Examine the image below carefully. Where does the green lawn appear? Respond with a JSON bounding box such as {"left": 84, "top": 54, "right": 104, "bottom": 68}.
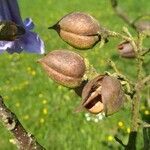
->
{"left": 0, "top": 0, "right": 149, "bottom": 149}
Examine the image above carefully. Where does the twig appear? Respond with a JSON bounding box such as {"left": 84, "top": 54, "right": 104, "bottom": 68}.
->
{"left": 0, "top": 96, "right": 45, "bottom": 150}
{"left": 107, "top": 59, "right": 136, "bottom": 99}
{"left": 141, "top": 48, "right": 150, "bottom": 56}
{"left": 105, "top": 29, "right": 130, "bottom": 41}
{"left": 105, "top": 27, "right": 138, "bottom": 55}
{"left": 138, "top": 120, "right": 150, "bottom": 128}
{"left": 122, "top": 27, "right": 138, "bottom": 53}
{"left": 110, "top": 0, "right": 150, "bottom": 32}
{"left": 143, "top": 124, "right": 150, "bottom": 128}
{"left": 108, "top": 59, "right": 134, "bottom": 86}
{"left": 140, "top": 75, "right": 150, "bottom": 86}
{"left": 110, "top": 0, "right": 134, "bottom": 28}
{"left": 125, "top": 132, "right": 137, "bottom": 150}
{"left": 114, "top": 136, "right": 126, "bottom": 147}
{"left": 125, "top": 32, "right": 145, "bottom": 150}
{"left": 143, "top": 127, "right": 150, "bottom": 149}
{"left": 132, "top": 14, "right": 150, "bottom": 25}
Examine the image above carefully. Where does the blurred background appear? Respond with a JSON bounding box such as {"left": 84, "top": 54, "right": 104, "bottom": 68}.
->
{"left": 0, "top": 0, "right": 149, "bottom": 149}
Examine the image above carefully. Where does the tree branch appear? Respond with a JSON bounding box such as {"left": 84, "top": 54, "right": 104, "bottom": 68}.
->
{"left": 114, "top": 136, "right": 126, "bottom": 147}
{"left": 110, "top": 0, "right": 135, "bottom": 28}
{"left": 110, "top": 0, "right": 150, "bottom": 32}
{"left": 107, "top": 59, "right": 136, "bottom": 100}
{"left": 132, "top": 14, "right": 150, "bottom": 25}
{"left": 142, "top": 48, "right": 150, "bottom": 56}
{"left": 125, "top": 132, "right": 137, "bottom": 150}
{"left": 143, "top": 127, "right": 150, "bottom": 149}
{"left": 107, "top": 59, "right": 134, "bottom": 85}
{"left": 125, "top": 32, "right": 145, "bottom": 150}
{"left": 0, "top": 96, "right": 45, "bottom": 150}
{"left": 140, "top": 75, "right": 150, "bottom": 86}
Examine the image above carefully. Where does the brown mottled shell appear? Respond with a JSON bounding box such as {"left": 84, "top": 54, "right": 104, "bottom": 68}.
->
{"left": 101, "top": 76, "right": 124, "bottom": 116}
{"left": 39, "top": 50, "right": 86, "bottom": 88}
{"left": 82, "top": 75, "right": 104, "bottom": 101}
{"left": 59, "top": 12, "right": 100, "bottom": 36}
{"left": 118, "top": 41, "right": 135, "bottom": 58}
{"left": 81, "top": 75, "right": 124, "bottom": 116}
{"left": 134, "top": 20, "right": 150, "bottom": 33}
{"left": 50, "top": 12, "right": 101, "bottom": 49}
{"left": 59, "top": 30, "right": 100, "bottom": 50}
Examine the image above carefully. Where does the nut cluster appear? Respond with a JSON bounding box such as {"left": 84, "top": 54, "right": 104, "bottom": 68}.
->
{"left": 39, "top": 12, "right": 125, "bottom": 116}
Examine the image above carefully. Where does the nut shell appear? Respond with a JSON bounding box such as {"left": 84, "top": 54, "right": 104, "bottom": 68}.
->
{"left": 59, "top": 12, "right": 100, "bottom": 36}
{"left": 49, "top": 12, "right": 102, "bottom": 49}
{"left": 118, "top": 41, "right": 135, "bottom": 58}
{"left": 101, "top": 76, "right": 124, "bottom": 116}
{"left": 59, "top": 30, "right": 100, "bottom": 49}
{"left": 39, "top": 50, "right": 86, "bottom": 88}
{"left": 134, "top": 20, "right": 150, "bottom": 34}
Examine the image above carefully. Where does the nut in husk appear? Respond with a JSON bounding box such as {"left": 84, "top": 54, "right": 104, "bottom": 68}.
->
{"left": 118, "top": 41, "right": 136, "bottom": 58}
{"left": 134, "top": 18, "right": 150, "bottom": 36}
{"left": 0, "top": 21, "right": 25, "bottom": 41}
{"left": 49, "top": 12, "right": 105, "bottom": 49}
{"left": 38, "top": 50, "right": 86, "bottom": 88}
{"left": 78, "top": 75, "right": 124, "bottom": 116}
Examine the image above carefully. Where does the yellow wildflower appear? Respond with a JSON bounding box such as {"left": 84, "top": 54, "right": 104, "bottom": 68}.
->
{"left": 127, "top": 127, "right": 130, "bottom": 134}
{"left": 42, "top": 99, "right": 47, "bottom": 104}
{"left": 40, "top": 118, "right": 45, "bottom": 124}
{"left": 107, "top": 135, "right": 113, "bottom": 141}
{"left": 144, "top": 110, "right": 149, "bottom": 115}
{"left": 15, "top": 102, "right": 20, "bottom": 107}
{"left": 31, "top": 70, "right": 36, "bottom": 76}
{"left": 43, "top": 108, "right": 48, "bottom": 115}
{"left": 141, "top": 105, "right": 146, "bottom": 110}
{"left": 23, "top": 115, "right": 29, "bottom": 120}
{"left": 9, "top": 139, "right": 16, "bottom": 144}
{"left": 24, "top": 81, "right": 29, "bottom": 85}
{"left": 39, "top": 93, "right": 43, "bottom": 98}
{"left": 118, "top": 121, "right": 124, "bottom": 128}
{"left": 27, "top": 67, "right": 31, "bottom": 72}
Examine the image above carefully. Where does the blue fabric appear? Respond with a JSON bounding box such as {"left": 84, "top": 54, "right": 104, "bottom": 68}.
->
{"left": 0, "top": 0, "right": 45, "bottom": 54}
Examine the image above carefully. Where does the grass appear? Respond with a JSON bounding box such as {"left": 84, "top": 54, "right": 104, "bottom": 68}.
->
{"left": 0, "top": 0, "right": 149, "bottom": 149}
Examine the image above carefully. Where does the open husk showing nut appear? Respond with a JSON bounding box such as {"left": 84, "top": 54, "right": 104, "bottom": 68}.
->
{"left": 78, "top": 75, "right": 125, "bottom": 116}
